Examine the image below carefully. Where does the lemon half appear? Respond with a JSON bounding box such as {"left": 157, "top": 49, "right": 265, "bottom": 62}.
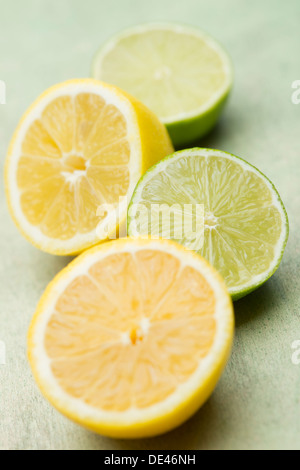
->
{"left": 5, "top": 79, "right": 173, "bottom": 255}
{"left": 28, "top": 238, "right": 233, "bottom": 438}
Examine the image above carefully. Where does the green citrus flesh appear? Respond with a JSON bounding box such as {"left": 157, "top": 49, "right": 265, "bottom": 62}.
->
{"left": 128, "top": 148, "right": 289, "bottom": 300}
{"left": 92, "top": 23, "right": 233, "bottom": 147}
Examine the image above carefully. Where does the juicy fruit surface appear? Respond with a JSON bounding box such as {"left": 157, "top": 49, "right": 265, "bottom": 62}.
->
{"left": 28, "top": 238, "right": 233, "bottom": 437}
{"left": 46, "top": 250, "right": 216, "bottom": 410}
{"left": 17, "top": 93, "right": 130, "bottom": 240}
{"left": 92, "top": 24, "right": 232, "bottom": 123}
{"left": 6, "top": 79, "right": 173, "bottom": 254}
{"left": 128, "top": 149, "right": 288, "bottom": 298}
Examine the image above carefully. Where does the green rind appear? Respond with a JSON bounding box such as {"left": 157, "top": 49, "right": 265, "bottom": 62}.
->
{"left": 167, "top": 92, "right": 231, "bottom": 148}
{"left": 127, "top": 148, "right": 289, "bottom": 301}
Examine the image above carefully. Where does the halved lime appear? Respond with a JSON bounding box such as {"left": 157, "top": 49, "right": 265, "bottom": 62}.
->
{"left": 128, "top": 148, "right": 289, "bottom": 300}
{"left": 92, "top": 23, "right": 233, "bottom": 147}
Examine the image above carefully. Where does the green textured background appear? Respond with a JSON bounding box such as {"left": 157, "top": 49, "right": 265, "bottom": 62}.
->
{"left": 0, "top": 0, "right": 299, "bottom": 450}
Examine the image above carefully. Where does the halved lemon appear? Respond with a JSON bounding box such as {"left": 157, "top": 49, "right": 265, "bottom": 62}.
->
{"left": 92, "top": 23, "right": 233, "bottom": 147}
{"left": 28, "top": 238, "right": 233, "bottom": 438}
{"left": 5, "top": 79, "right": 173, "bottom": 255}
{"left": 128, "top": 148, "right": 289, "bottom": 300}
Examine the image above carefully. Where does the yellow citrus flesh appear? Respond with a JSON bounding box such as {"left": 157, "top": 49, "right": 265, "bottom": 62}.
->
{"left": 28, "top": 238, "right": 233, "bottom": 438}
{"left": 5, "top": 79, "right": 173, "bottom": 255}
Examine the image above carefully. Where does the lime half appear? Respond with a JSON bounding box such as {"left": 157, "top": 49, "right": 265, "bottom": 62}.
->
{"left": 128, "top": 148, "right": 289, "bottom": 300}
{"left": 92, "top": 23, "right": 233, "bottom": 147}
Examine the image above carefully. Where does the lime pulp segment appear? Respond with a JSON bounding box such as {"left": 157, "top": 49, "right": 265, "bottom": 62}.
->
{"left": 128, "top": 149, "right": 289, "bottom": 300}
{"left": 92, "top": 24, "right": 233, "bottom": 146}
